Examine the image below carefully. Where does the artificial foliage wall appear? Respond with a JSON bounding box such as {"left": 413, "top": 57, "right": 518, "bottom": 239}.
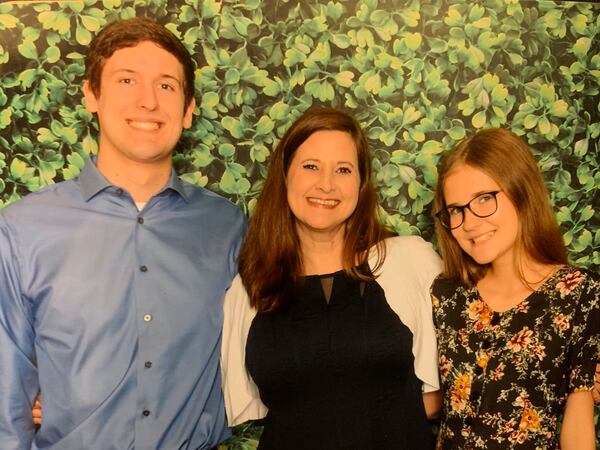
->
{"left": 1, "top": 0, "right": 599, "bottom": 447}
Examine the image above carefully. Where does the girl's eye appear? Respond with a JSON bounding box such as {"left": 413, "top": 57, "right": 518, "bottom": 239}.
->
{"left": 448, "top": 206, "right": 463, "bottom": 216}
{"left": 160, "top": 83, "right": 174, "bottom": 91}
{"left": 478, "top": 193, "right": 494, "bottom": 203}
{"left": 120, "top": 78, "right": 133, "bottom": 84}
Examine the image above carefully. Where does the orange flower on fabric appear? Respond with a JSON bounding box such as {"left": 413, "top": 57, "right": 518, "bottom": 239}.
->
{"left": 467, "top": 299, "right": 493, "bottom": 331}
{"left": 450, "top": 372, "right": 472, "bottom": 412}
{"left": 519, "top": 408, "right": 541, "bottom": 431}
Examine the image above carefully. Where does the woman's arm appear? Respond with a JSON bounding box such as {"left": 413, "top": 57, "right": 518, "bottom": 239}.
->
{"left": 422, "top": 390, "right": 441, "bottom": 420}
{"left": 592, "top": 364, "right": 600, "bottom": 404}
{"left": 560, "top": 390, "right": 595, "bottom": 450}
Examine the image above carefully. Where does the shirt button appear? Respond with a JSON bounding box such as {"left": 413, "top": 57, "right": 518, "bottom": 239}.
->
{"left": 142, "top": 410, "right": 151, "bottom": 417}
{"left": 145, "top": 361, "right": 152, "bottom": 368}
{"left": 140, "top": 265, "right": 148, "bottom": 272}
{"left": 137, "top": 217, "right": 144, "bottom": 224}
{"left": 143, "top": 314, "right": 152, "bottom": 322}
{"left": 116, "top": 188, "right": 123, "bottom": 196}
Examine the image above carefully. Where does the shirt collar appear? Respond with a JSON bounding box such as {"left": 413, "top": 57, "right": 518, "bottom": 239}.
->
{"left": 78, "top": 156, "right": 190, "bottom": 203}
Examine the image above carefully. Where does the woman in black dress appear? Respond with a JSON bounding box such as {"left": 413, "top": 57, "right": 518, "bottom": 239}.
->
{"left": 222, "top": 108, "right": 442, "bottom": 449}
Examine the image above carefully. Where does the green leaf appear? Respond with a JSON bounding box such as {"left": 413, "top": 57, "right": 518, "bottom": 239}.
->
{"left": 331, "top": 33, "right": 351, "bottom": 49}
{"left": 0, "top": 107, "right": 12, "bottom": 129}
{"left": 556, "top": 206, "right": 572, "bottom": 223}
{"left": 262, "top": 78, "right": 281, "bottom": 96}
{"left": 269, "top": 101, "right": 289, "bottom": 120}
{"left": 82, "top": 135, "right": 98, "bottom": 154}
{"left": 537, "top": 117, "right": 551, "bottom": 135}
{"left": 218, "top": 143, "right": 235, "bottom": 157}
{"left": 580, "top": 205, "right": 594, "bottom": 222}
{"left": 573, "top": 138, "right": 588, "bottom": 157}
{"left": 404, "top": 32, "right": 422, "bottom": 51}
{"left": 255, "top": 116, "right": 274, "bottom": 136}
{"left": 224, "top": 68, "right": 240, "bottom": 85}
{"left": 334, "top": 71, "right": 354, "bottom": 88}
{"left": 549, "top": 100, "right": 568, "bottom": 118}
{"left": 222, "top": 116, "right": 244, "bottom": 139}
{"left": 45, "top": 46, "right": 60, "bottom": 63}
{"left": 18, "top": 40, "right": 38, "bottom": 60}
{"left": 76, "top": 25, "right": 92, "bottom": 46}
{"left": 67, "top": 152, "right": 85, "bottom": 170}
{"left": 10, "top": 158, "right": 27, "bottom": 179}
{"left": 60, "top": 127, "right": 77, "bottom": 145}
{"left": 471, "top": 111, "right": 486, "bottom": 128}
{"left": 81, "top": 15, "right": 101, "bottom": 32}
{"left": 0, "top": 14, "right": 19, "bottom": 29}
{"left": 523, "top": 114, "right": 538, "bottom": 129}
{"left": 219, "top": 169, "right": 237, "bottom": 193}
{"left": 18, "top": 68, "right": 38, "bottom": 89}
{"left": 572, "top": 37, "right": 591, "bottom": 59}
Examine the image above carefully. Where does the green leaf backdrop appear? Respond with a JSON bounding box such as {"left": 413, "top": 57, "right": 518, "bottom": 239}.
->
{"left": 0, "top": 0, "right": 598, "bottom": 447}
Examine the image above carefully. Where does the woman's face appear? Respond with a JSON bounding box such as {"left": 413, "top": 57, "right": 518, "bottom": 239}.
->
{"left": 286, "top": 130, "right": 360, "bottom": 241}
{"left": 443, "top": 164, "right": 520, "bottom": 268}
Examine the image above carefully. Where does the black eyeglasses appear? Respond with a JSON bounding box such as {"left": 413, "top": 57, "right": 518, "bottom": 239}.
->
{"left": 436, "top": 191, "right": 502, "bottom": 230}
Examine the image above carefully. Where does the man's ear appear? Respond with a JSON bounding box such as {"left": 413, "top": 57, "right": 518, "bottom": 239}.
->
{"left": 83, "top": 80, "right": 99, "bottom": 113}
{"left": 182, "top": 98, "right": 195, "bottom": 129}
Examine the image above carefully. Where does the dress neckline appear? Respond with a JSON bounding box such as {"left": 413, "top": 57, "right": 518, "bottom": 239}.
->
{"left": 473, "top": 265, "right": 569, "bottom": 315}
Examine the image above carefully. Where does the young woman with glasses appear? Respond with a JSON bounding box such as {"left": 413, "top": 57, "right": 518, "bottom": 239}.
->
{"left": 431, "top": 128, "right": 599, "bottom": 449}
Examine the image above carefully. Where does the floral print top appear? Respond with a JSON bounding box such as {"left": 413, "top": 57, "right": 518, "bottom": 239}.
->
{"left": 431, "top": 266, "right": 599, "bottom": 449}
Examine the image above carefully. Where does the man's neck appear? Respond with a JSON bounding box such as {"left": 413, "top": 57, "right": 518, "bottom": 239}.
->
{"left": 96, "top": 152, "right": 172, "bottom": 203}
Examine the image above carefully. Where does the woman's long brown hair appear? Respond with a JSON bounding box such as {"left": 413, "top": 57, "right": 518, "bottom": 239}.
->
{"left": 433, "top": 128, "right": 567, "bottom": 286}
{"left": 239, "top": 108, "right": 391, "bottom": 313}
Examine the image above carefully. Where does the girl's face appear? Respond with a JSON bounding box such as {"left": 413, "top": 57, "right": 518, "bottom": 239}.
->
{"left": 443, "top": 164, "right": 520, "bottom": 268}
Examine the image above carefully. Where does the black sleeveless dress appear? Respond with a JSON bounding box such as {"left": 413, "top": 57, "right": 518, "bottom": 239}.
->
{"left": 245, "top": 270, "right": 433, "bottom": 450}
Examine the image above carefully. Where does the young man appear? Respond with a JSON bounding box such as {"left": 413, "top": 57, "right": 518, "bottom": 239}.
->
{"left": 0, "top": 18, "right": 245, "bottom": 449}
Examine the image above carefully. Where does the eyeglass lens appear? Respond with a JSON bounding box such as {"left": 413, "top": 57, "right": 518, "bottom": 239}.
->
{"left": 445, "top": 192, "right": 499, "bottom": 229}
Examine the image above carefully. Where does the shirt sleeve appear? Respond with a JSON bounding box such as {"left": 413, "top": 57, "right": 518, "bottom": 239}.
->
{"left": 0, "top": 214, "right": 38, "bottom": 449}
{"left": 370, "top": 236, "right": 443, "bottom": 393}
{"left": 567, "top": 270, "right": 600, "bottom": 393}
{"left": 220, "top": 274, "right": 268, "bottom": 426}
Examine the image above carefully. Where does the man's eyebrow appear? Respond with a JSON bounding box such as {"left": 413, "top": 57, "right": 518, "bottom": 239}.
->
{"left": 110, "top": 69, "right": 183, "bottom": 84}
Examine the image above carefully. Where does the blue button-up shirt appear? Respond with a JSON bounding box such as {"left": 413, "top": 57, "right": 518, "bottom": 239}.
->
{"left": 0, "top": 158, "right": 246, "bottom": 449}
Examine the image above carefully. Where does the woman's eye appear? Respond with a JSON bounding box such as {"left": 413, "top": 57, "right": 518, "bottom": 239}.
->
{"left": 302, "top": 163, "right": 317, "bottom": 170}
{"left": 337, "top": 167, "right": 352, "bottom": 174}
{"left": 448, "top": 207, "right": 463, "bottom": 216}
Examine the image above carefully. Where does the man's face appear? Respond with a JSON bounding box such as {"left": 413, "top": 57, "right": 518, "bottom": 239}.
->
{"left": 83, "top": 41, "right": 195, "bottom": 166}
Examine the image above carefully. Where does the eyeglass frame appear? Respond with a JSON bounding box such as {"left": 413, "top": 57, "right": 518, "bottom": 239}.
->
{"left": 435, "top": 190, "right": 503, "bottom": 230}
